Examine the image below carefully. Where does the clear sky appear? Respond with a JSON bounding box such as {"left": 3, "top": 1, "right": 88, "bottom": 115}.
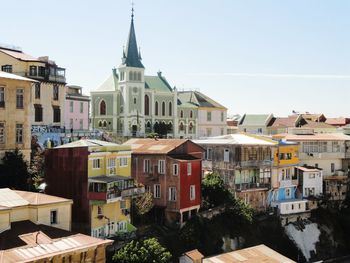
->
{"left": 2, "top": 0, "right": 350, "bottom": 117}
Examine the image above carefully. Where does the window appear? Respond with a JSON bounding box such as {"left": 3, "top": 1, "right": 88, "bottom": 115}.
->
{"left": 169, "top": 187, "right": 176, "bottom": 201}
{"left": 38, "top": 66, "right": 45, "bottom": 77}
{"left": 0, "top": 86, "right": 5, "bottom": 108}
{"left": 144, "top": 95, "right": 150, "bottom": 115}
{"left": 190, "top": 110, "right": 193, "bottom": 118}
{"left": 180, "top": 110, "right": 184, "bottom": 118}
{"left": 120, "top": 72, "right": 124, "bottom": 81}
{"left": 79, "top": 119, "right": 83, "bottom": 130}
{"left": 50, "top": 210, "right": 58, "bottom": 224}
{"left": 258, "top": 128, "right": 263, "bottom": 133}
{"left": 16, "top": 124, "right": 23, "bottom": 144}
{"left": 34, "top": 83, "right": 40, "bottom": 99}
{"left": 1, "top": 65, "right": 12, "bottom": 73}
{"left": 309, "top": 173, "right": 315, "bottom": 179}
{"left": 120, "top": 200, "right": 126, "bottom": 209}
{"left": 162, "top": 102, "right": 165, "bottom": 116}
{"left": 206, "top": 148, "right": 212, "bottom": 160}
{"left": 224, "top": 149, "right": 230, "bottom": 162}
{"left": 100, "top": 100, "right": 106, "bottom": 115}
{"left": 93, "top": 159, "right": 101, "bottom": 169}
{"left": 53, "top": 107, "right": 60, "bottom": 123}
{"left": 97, "top": 206, "right": 103, "bottom": 215}
{"left": 144, "top": 159, "right": 151, "bottom": 173}
{"left": 206, "top": 128, "right": 212, "bottom": 137}
{"left": 16, "top": 89, "right": 24, "bottom": 109}
{"left": 70, "top": 118, "right": 73, "bottom": 128}
{"left": 154, "top": 184, "right": 161, "bottom": 198}
{"left": 34, "top": 104, "right": 43, "bottom": 122}
{"left": 189, "top": 122, "right": 194, "bottom": 133}
{"left": 137, "top": 72, "right": 141, "bottom": 81}
{"left": 158, "top": 160, "right": 165, "bottom": 174}
{"left": 69, "top": 101, "right": 74, "bottom": 113}
{"left": 173, "top": 164, "right": 179, "bottom": 175}
{"left": 207, "top": 111, "right": 212, "bottom": 121}
{"left": 285, "top": 188, "right": 290, "bottom": 198}
{"left": 119, "top": 157, "right": 128, "bottom": 167}
{"left": 221, "top": 112, "right": 224, "bottom": 122}
{"left": 108, "top": 158, "right": 116, "bottom": 168}
{"left": 187, "top": 162, "right": 192, "bottom": 175}
{"left": 129, "top": 71, "right": 133, "bottom": 81}
{"left": 29, "top": 65, "right": 37, "bottom": 76}
{"left": 0, "top": 123, "right": 5, "bottom": 144}
{"left": 53, "top": 84, "right": 59, "bottom": 100}
{"left": 155, "top": 101, "right": 159, "bottom": 116}
{"left": 190, "top": 185, "right": 196, "bottom": 200}
{"left": 133, "top": 97, "right": 137, "bottom": 104}
{"left": 169, "top": 102, "right": 172, "bottom": 116}
{"left": 179, "top": 122, "right": 184, "bottom": 131}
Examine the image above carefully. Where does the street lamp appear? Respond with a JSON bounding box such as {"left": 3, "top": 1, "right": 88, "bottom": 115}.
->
{"left": 92, "top": 96, "right": 101, "bottom": 132}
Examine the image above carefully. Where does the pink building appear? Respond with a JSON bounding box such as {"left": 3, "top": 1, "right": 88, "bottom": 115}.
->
{"left": 65, "top": 85, "right": 90, "bottom": 131}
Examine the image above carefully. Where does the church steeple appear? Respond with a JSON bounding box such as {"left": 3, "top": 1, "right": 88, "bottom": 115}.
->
{"left": 122, "top": 6, "right": 144, "bottom": 68}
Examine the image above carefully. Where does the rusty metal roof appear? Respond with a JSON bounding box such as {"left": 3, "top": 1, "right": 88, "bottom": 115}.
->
{"left": 124, "top": 138, "right": 190, "bottom": 154}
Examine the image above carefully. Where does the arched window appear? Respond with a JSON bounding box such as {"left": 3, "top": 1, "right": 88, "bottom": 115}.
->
{"left": 98, "top": 121, "right": 102, "bottom": 127}
{"left": 129, "top": 71, "right": 133, "bottom": 81}
{"left": 155, "top": 101, "right": 159, "bottom": 116}
{"left": 169, "top": 102, "right": 172, "bottom": 116}
{"left": 162, "top": 102, "right": 165, "bottom": 116}
{"left": 133, "top": 98, "right": 137, "bottom": 104}
{"left": 190, "top": 110, "right": 193, "bottom": 118}
{"left": 133, "top": 72, "right": 137, "bottom": 81}
{"left": 100, "top": 100, "right": 106, "bottom": 115}
{"left": 144, "top": 95, "right": 150, "bottom": 115}
{"left": 103, "top": 121, "right": 107, "bottom": 127}
{"left": 180, "top": 110, "right": 184, "bottom": 118}
{"left": 189, "top": 122, "right": 193, "bottom": 132}
{"left": 179, "top": 122, "right": 184, "bottom": 131}
{"left": 137, "top": 72, "right": 141, "bottom": 81}
{"left": 168, "top": 122, "right": 173, "bottom": 132}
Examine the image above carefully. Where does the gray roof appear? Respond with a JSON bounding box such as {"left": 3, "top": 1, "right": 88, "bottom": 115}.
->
{"left": 239, "top": 114, "right": 273, "bottom": 126}
{"left": 121, "top": 16, "right": 144, "bottom": 68}
{"left": 55, "top": 139, "right": 120, "bottom": 149}
{"left": 178, "top": 91, "right": 226, "bottom": 109}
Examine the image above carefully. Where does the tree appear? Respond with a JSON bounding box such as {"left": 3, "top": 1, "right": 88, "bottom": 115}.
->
{"left": 113, "top": 238, "right": 172, "bottom": 263}
{"left": 0, "top": 148, "right": 31, "bottom": 190}
{"left": 202, "top": 172, "right": 231, "bottom": 207}
{"left": 134, "top": 191, "right": 154, "bottom": 216}
{"left": 28, "top": 149, "right": 45, "bottom": 189}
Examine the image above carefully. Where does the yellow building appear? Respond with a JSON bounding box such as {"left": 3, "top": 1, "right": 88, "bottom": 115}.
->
{"left": 0, "top": 71, "right": 35, "bottom": 161}
{"left": 46, "top": 139, "right": 143, "bottom": 238}
{"left": 0, "top": 45, "right": 66, "bottom": 141}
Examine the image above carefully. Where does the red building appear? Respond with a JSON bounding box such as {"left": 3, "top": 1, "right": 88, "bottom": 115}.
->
{"left": 124, "top": 139, "right": 204, "bottom": 225}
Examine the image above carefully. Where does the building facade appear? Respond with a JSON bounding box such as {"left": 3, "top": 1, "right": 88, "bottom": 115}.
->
{"left": 124, "top": 139, "right": 204, "bottom": 225}
{"left": 0, "top": 45, "right": 66, "bottom": 147}
{"left": 0, "top": 71, "right": 34, "bottom": 161}
{"left": 194, "top": 134, "right": 276, "bottom": 211}
{"left": 45, "top": 139, "right": 142, "bottom": 238}
{"left": 90, "top": 12, "right": 227, "bottom": 139}
{"left": 65, "top": 85, "right": 90, "bottom": 131}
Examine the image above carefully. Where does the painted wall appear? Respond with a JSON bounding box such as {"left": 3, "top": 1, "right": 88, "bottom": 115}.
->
{"left": 198, "top": 108, "right": 227, "bottom": 137}
{"left": 0, "top": 77, "right": 32, "bottom": 161}
{"left": 302, "top": 171, "right": 323, "bottom": 197}
{"left": 64, "top": 98, "right": 89, "bottom": 130}
{"left": 277, "top": 200, "right": 307, "bottom": 215}
{"left": 37, "top": 203, "right": 72, "bottom": 231}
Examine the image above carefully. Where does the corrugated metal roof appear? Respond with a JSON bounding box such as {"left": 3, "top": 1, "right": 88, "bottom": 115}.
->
{"left": 193, "top": 134, "right": 277, "bottom": 146}
{"left": 124, "top": 138, "right": 189, "bottom": 154}
{"left": 0, "top": 71, "right": 37, "bottom": 82}
{"left": 55, "top": 139, "right": 120, "bottom": 149}
{"left": 203, "top": 244, "right": 295, "bottom": 263}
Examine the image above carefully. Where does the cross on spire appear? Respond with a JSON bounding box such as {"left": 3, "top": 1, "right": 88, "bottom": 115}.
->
{"left": 131, "top": 1, "right": 134, "bottom": 19}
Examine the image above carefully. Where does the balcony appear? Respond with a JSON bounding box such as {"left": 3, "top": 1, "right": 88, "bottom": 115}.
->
{"left": 239, "top": 160, "right": 272, "bottom": 168}
{"left": 235, "top": 182, "right": 270, "bottom": 191}
{"left": 121, "top": 186, "right": 145, "bottom": 198}
{"left": 88, "top": 191, "right": 107, "bottom": 201}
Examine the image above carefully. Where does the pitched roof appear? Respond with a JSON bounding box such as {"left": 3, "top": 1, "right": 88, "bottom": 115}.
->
{"left": 178, "top": 91, "right": 226, "bottom": 109}
{"left": 1, "top": 224, "right": 112, "bottom": 261}
{"left": 325, "top": 117, "right": 350, "bottom": 126}
{"left": 145, "top": 75, "right": 173, "bottom": 92}
{"left": 183, "top": 249, "right": 204, "bottom": 261}
{"left": 93, "top": 70, "right": 118, "bottom": 92}
{"left": 14, "top": 190, "right": 72, "bottom": 206}
{"left": 124, "top": 139, "right": 192, "bottom": 154}
{"left": 54, "top": 139, "right": 120, "bottom": 149}
{"left": 193, "top": 134, "right": 277, "bottom": 146}
{"left": 0, "top": 71, "right": 37, "bottom": 82}
{"left": 303, "top": 120, "right": 336, "bottom": 129}
{"left": 239, "top": 114, "right": 272, "bottom": 126}
{"left": 203, "top": 244, "right": 295, "bottom": 263}
{"left": 273, "top": 133, "right": 350, "bottom": 141}
{"left": 269, "top": 115, "right": 300, "bottom": 128}
{"left": 301, "top": 113, "right": 326, "bottom": 122}
{"left": 0, "top": 48, "right": 39, "bottom": 62}
{"left": 122, "top": 16, "right": 144, "bottom": 68}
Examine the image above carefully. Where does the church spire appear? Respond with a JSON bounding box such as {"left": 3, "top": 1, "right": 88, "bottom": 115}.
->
{"left": 123, "top": 4, "right": 144, "bottom": 68}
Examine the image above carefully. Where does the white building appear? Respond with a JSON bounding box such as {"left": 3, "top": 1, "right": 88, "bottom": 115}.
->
{"left": 296, "top": 166, "right": 323, "bottom": 198}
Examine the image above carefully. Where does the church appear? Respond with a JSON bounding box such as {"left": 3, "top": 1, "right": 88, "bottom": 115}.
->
{"left": 91, "top": 10, "right": 227, "bottom": 139}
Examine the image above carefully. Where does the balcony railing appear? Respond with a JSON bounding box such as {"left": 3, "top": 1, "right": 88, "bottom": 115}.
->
{"left": 239, "top": 160, "right": 272, "bottom": 167}
{"left": 235, "top": 182, "right": 270, "bottom": 191}
{"left": 121, "top": 186, "right": 145, "bottom": 198}
{"left": 88, "top": 191, "right": 107, "bottom": 201}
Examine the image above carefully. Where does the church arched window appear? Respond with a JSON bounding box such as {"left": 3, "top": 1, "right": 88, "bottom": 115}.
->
{"left": 129, "top": 71, "right": 133, "bottom": 81}
{"left": 133, "top": 72, "right": 137, "bottom": 81}
{"left": 190, "top": 110, "right": 193, "bottom": 118}
{"left": 179, "top": 122, "right": 184, "bottom": 131}
{"left": 162, "top": 102, "right": 165, "bottom": 116}
{"left": 169, "top": 102, "right": 172, "bottom": 116}
{"left": 180, "top": 110, "right": 184, "bottom": 118}
{"left": 155, "top": 101, "right": 159, "bottom": 116}
{"left": 138, "top": 72, "right": 141, "bottom": 81}
{"left": 100, "top": 100, "right": 106, "bottom": 115}
{"left": 144, "top": 95, "right": 150, "bottom": 116}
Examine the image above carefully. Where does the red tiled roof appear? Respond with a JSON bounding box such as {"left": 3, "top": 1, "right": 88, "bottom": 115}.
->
{"left": 269, "top": 116, "right": 299, "bottom": 128}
